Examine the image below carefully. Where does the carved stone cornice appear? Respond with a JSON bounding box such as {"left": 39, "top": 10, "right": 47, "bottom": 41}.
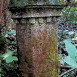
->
{"left": 9, "top": 5, "right": 65, "bottom": 18}
{"left": 9, "top": 5, "right": 65, "bottom": 24}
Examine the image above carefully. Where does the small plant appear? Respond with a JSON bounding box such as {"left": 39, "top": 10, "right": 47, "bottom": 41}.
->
{"left": 64, "top": 39, "right": 77, "bottom": 68}
{"left": 0, "top": 50, "right": 19, "bottom": 77}
{"left": 58, "top": 16, "right": 77, "bottom": 76}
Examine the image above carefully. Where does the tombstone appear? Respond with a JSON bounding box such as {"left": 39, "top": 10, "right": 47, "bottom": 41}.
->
{"left": 9, "top": 1, "right": 65, "bottom": 77}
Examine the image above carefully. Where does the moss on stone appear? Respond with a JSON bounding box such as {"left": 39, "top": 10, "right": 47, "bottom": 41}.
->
{"left": 9, "top": 0, "right": 59, "bottom": 7}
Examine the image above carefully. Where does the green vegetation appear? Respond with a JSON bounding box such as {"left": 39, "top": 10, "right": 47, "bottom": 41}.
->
{"left": 0, "top": 29, "right": 18, "bottom": 77}
{"left": 62, "top": 6, "right": 77, "bottom": 24}
{"left": 58, "top": 5, "right": 77, "bottom": 76}
{"left": 0, "top": 50, "right": 18, "bottom": 77}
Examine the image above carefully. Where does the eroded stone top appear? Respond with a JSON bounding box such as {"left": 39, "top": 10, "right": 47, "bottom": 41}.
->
{"left": 9, "top": 5, "right": 66, "bottom": 19}
{"left": 9, "top": 0, "right": 63, "bottom": 7}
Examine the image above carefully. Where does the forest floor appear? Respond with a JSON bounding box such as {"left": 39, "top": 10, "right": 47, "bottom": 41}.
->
{"left": 58, "top": 20, "right": 77, "bottom": 77}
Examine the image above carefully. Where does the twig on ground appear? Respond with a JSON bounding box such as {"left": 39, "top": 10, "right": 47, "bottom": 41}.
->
{"left": 60, "top": 68, "right": 76, "bottom": 77}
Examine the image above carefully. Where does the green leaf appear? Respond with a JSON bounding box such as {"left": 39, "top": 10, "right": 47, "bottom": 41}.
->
{"left": 63, "top": 39, "right": 77, "bottom": 68}
{"left": 63, "top": 39, "right": 77, "bottom": 59}
{"left": 2, "top": 50, "right": 18, "bottom": 63}
{"left": 2, "top": 51, "right": 14, "bottom": 59}
{"left": 75, "top": 31, "right": 77, "bottom": 36}
{"left": 6, "top": 56, "right": 18, "bottom": 63}
{"left": 6, "top": 31, "right": 16, "bottom": 35}
{"left": 0, "top": 74, "right": 1, "bottom": 77}
{"left": 64, "top": 56, "right": 77, "bottom": 68}
{"left": 60, "top": 59, "right": 65, "bottom": 65}
{"left": 63, "top": 75, "right": 67, "bottom": 77}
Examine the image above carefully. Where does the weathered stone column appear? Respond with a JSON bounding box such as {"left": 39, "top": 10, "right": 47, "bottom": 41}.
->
{"left": 9, "top": 5, "right": 65, "bottom": 77}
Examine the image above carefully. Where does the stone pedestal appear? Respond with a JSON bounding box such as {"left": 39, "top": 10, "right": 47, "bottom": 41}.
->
{"left": 9, "top": 5, "right": 65, "bottom": 77}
